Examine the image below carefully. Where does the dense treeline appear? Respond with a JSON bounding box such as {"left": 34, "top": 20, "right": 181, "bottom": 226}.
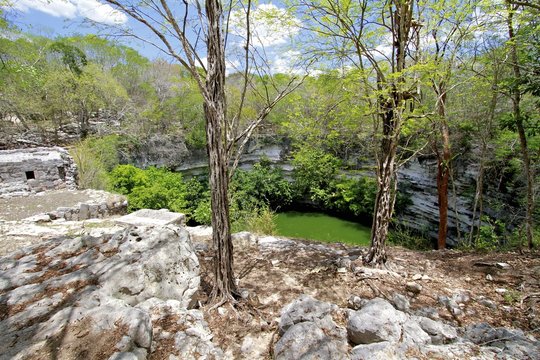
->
{"left": 1, "top": 0, "right": 539, "bottom": 254}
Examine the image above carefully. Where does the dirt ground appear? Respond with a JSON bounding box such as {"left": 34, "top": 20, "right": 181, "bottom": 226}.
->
{"left": 196, "top": 239, "right": 540, "bottom": 358}
{"left": 0, "top": 190, "right": 94, "bottom": 221}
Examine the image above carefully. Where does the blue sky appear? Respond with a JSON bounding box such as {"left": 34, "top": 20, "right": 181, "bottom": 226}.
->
{"left": 4, "top": 0, "right": 302, "bottom": 72}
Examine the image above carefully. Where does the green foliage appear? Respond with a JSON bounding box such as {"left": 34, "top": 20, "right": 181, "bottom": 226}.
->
{"left": 183, "top": 176, "right": 210, "bottom": 218}
{"left": 388, "top": 225, "right": 432, "bottom": 251}
{"left": 503, "top": 289, "right": 522, "bottom": 305}
{"left": 48, "top": 41, "right": 88, "bottom": 76}
{"left": 193, "top": 198, "right": 212, "bottom": 225}
{"left": 292, "top": 147, "right": 341, "bottom": 199}
{"left": 70, "top": 140, "right": 109, "bottom": 190}
{"left": 458, "top": 216, "right": 507, "bottom": 252}
{"left": 109, "top": 165, "right": 187, "bottom": 213}
{"left": 231, "top": 158, "right": 293, "bottom": 210}
{"left": 108, "top": 164, "right": 145, "bottom": 195}
{"left": 232, "top": 206, "right": 277, "bottom": 235}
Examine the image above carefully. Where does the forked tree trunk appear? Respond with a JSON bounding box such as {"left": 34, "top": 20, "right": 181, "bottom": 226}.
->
{"left": 205, "top": 0, "right": 238, "bottom": 300}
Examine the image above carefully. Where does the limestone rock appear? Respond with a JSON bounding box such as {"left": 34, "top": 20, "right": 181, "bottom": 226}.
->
{"left": 99, "top": 226, "right": 199, "bottom": 308}
{"left": 405, "top": 281, "right": 422, "bottom": 294}
{"left": 414, "top": 316, "right": 457, "bottom": 344}
{"left": 0, "top": 224, "right": 218, "bottom": 359}
{"left": 347, "top": 298, "right": 407, "bottom": 345}
{"left": 392, "top": 293, "right": 410, "bottom": 312}
{"left": 274, "top": 322, "right": 349, "bottom": 360}
{"left": 350, "top": 342, "right": 395, "bottom": 360}
{"left": 278, "top": 294, "right": 338, "bottom": 335}
{"left": 116, "top": 209, "right": 186, "bottom": 227}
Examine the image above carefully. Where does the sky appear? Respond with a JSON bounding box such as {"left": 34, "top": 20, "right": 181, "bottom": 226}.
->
{"left": 4, "top": 0, "right": 302, "bottom": 73}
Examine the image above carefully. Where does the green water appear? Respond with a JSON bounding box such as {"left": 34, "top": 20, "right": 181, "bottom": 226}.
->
{"left": 275, "top": 211, "right": 371, "bottom": 246}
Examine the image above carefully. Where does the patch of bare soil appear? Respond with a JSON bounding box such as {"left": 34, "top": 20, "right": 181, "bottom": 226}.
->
{"left": 0, "top": 190, "right": 94, "bottom": 221}
{"left": 198, "top": 239, "right": 540, "bottom": 358}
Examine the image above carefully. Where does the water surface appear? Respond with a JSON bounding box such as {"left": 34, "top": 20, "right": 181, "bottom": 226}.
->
{"left": 275, "top": 211, "right": 371, "bottom": 246}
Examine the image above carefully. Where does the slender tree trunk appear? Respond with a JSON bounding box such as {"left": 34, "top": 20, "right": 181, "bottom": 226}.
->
{"left": 205, "top": 0, "right": 238, "bottom": 300}
{"left": 470, "top": 71, "right": 499, "bottom": 245}
{"left": 436, "top": 91, "right": 451, "bottom": 249}
{"left": 364, "top": 0, "right": 414, "bottom": 264}
{"left": 506, "top": 1, "right": 535, "bottom": 249}
{"left": 364, "top": 105, "right": 400, "bottom": 265}
{"left": 79, "top": 107, "right": 89, "bottom": 140}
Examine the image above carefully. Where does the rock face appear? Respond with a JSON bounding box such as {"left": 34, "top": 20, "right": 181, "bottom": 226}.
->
{"left": 276, "top": 296, "right": 540, "bottom": 360}
{"left": 0, "top": 225, "right": 222, "bottom": 359}
{"left": 120, "top": 134, "right": 191, "bottom": 170}
{"left": 0, "top": 147, "right": 77, "bottom": 198}
{"left": 397, "top": 157, "right": 477, "bottom": 247}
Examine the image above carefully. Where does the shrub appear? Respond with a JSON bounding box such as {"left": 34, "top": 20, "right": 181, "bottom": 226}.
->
{"left": 109, "top": 165, "right": 187, "bottom": 213}
{"left": 231, "top": 158, "right": 292, "bottom": 210}
{"left": 388, "top": 224, "right": 432, "bottom": 251}
{"left": 70, "top": 137, "right": 114, "bottom": 190}
{"left": 108, "top": 164, "right": 145, "bottom": 195}
{"left": 291, "top": 147, "right": 341, "bottom": 199}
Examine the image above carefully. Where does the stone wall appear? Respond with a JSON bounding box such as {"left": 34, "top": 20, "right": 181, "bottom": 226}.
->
{"left": 0, "top": 147, "right": 77, "bottom": 197}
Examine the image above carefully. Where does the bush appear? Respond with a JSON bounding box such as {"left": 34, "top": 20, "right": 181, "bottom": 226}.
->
{"left": 108, "top": 164, "right": 145, "bottom": 195}
{"left": 388, "top": 224, "right": 432, "bottom": 251}
{"left": 70, "top": 142, "right": 106, "bottom": 190}
{"left": 231, "top": 158, "right": 292, "bottom": 211}
{"left": 291, "top": 147, "right": 341, "bottom": 199}
{"left": 109, "top": 165, "right": 187, "bottom": 213}
{"left": 229, "top": 203, "right": 277, "bottom": 235}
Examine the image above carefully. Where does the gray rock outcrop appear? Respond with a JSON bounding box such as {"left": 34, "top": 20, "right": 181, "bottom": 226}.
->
{"left": 0, "top": 225, "right": 222, "bottom": 359}
{"left": 275, "top": 295, "right": 349, "bottom": 360}
{"left": 276, "top": 296, "right": 540, "bottom": 360}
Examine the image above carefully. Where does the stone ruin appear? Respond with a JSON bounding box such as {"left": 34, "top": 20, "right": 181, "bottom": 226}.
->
{"left": 0, "top": 147, "right": 77, "bottom": 197}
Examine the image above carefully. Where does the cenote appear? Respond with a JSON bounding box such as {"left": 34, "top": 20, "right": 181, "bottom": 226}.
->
{"left": 275, "top": 211, "right": 371, "bottom": 246}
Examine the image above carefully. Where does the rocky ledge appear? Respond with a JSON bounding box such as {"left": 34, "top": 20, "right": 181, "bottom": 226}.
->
{"left": 0, "top": 225, "right": 222, "bottom": 360}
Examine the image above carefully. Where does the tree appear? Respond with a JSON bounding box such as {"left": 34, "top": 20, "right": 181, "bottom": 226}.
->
{"left": 296, "top": 0, "right": 421, "bottom": 264}
{"left": 420, "top": 0, "right": 478, "bottom": 249}
{"left": 103, "top": 0, "right": 302, "bottom": 301}
{"left": 503, "top": 0, "right": 537, "bottom": 248}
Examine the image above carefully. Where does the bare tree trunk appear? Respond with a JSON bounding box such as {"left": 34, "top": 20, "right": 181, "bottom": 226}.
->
{"left": 79, "top": 107, "right": 89, "bottom": 140}
{"left": 506, "top": 0, "right": 535, "bottom": 249}
{"left": 436, "top": 91, "right": 451, "bottom": 249}
{"left": 365, "top": 105, "right": 400, "bottom": 265}
{"left": 205, "top": 0, "right": 238, "bottom": 300}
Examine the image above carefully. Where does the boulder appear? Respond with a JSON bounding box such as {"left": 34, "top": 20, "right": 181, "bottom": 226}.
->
{"left": 350, "top": 342, "right": 395, "bottom": 360}
{"left": 99, "top": 226, "right": 199, "bottom": 308}
{"left": 275, "top": 295, "right": 349, "bottom": 359}
{"left": 0, "top": 224, "right": 217, "bottom": 359}
{"left": 414, "top": 316, "right": 457, "bottom": 345}
{"left": 278, "top": 294, "right": 338, "bottom": 335}
{"left": 347, "top": 298, "right": 407, "bottom": 345}
{"left": 392, "top": 293, "right": 410, "bottom": 312}
{"left": 274, "top": 322, "right": 349, "bottom": 360}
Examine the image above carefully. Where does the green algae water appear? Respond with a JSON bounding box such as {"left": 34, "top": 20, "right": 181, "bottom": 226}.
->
{"left": 275, "top": 211, "right": 371, "bottom": 246}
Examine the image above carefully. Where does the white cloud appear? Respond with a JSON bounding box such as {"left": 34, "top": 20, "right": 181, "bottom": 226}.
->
{"left": 230, "top": 3, "right": 300, "bottom": 48}
{"left": 269, "top": 50, "right": 303, "bottom": 75}
{"left": 11, "top": 0, "right": 128, "bottom": 25}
